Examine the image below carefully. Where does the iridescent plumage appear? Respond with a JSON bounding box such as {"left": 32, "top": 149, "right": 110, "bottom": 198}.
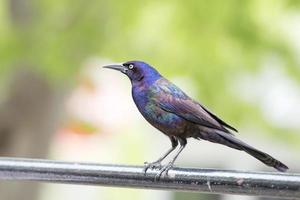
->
{"left": 103, "top": 60, "right": 288, "bottom": 179}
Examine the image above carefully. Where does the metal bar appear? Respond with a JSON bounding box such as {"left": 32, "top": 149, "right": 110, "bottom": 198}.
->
{"left": 0, "top": 157, "right": 299, "bottom": 199}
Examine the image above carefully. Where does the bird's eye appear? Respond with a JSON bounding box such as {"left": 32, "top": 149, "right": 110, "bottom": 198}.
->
{"left": 128, "top": 64, "right": 134, "bottom": 70}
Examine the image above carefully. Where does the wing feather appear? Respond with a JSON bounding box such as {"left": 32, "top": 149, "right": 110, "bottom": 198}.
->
{"left": 152, "top": 79, "right": 237, "bottom": 134}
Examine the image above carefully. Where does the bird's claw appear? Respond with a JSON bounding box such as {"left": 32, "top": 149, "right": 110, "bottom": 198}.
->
{"left": 154, "top": 162, "right": 174, "bottom": 181}
{"left": 143, "top": 161, "right": 174, "bottom": 181}
{"left": 143, "top": 161, "right": 162, "bottom": 174}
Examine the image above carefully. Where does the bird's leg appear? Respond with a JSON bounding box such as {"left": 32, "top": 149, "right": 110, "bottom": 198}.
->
{"left": 144, "top": 136, "right": 178, "bottom": 174}
{"left": 155, "top": 138, "right": 187, "bottom": 180}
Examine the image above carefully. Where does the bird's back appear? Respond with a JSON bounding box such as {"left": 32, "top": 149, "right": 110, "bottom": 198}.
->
{"left": 148, "top": 78, "right": 237, "bottom": 134}
{"left": 132, "top": 77, "right": 235, "bottom": 138}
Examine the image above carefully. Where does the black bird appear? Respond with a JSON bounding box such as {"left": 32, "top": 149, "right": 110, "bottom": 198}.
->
{"left": 103, "top": 60, "right": 289, "bottom": 178}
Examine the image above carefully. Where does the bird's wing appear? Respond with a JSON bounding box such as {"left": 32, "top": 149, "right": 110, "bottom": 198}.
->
{"left": 152, "top": 79, "right": 237, "bottom": 133}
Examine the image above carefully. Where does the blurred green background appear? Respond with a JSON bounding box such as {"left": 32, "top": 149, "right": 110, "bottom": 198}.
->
{"left": 0, "top": 0, "right": 299, "bottom": 200}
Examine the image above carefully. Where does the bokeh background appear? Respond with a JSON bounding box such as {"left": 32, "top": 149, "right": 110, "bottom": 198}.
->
{"left": 0, "top": 0, "right": 300, "bottom": 200}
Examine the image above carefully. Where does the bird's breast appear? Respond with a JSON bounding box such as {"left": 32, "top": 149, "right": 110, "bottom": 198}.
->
{"left": 132, "top": 85, "right": 186, "bottom": 136}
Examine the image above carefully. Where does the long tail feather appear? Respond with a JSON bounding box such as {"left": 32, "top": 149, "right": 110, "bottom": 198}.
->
{"left": 198, "top": 130, "right": 288, "bottom": 172}
{"left": 216, "top": 131, "right": 288, "bottom": 172}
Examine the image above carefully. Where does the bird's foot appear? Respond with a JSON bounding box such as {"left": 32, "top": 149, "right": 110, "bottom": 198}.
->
{"left": 143, "top": 161, "right": 162, "bottom": 175}
{"left": 154, "top": 162, "right": 174, "bottom": 181}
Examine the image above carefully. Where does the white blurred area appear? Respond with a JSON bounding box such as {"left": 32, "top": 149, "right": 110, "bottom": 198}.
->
{"left": 49, "top": 58, "right": 142, "bottom": 163}
{"left": 236, "top": 56, "right": 300, "bottom": 130}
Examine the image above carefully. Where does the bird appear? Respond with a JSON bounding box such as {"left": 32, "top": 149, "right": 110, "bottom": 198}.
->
{"left": 103, "top": 60, "right": 288, "bottom": 178}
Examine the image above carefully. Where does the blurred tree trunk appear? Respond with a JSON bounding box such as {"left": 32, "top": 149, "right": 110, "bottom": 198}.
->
{"left": 0, "top": 69, "right": 64, "bottom": 200}
{"left": 0, "top": 1, "right": 64, "bottom": 199}
{"left": 9, "top": 0, "right": 33, "bottom": 27}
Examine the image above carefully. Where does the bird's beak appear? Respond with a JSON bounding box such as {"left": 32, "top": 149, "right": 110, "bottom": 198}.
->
{"left": 102, "top": 63, "right": 127, "bottom": 73}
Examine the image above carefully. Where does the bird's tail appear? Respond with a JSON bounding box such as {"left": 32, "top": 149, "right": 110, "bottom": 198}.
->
{"left": 198, "top": 130, "right": 289, "bottom": 172}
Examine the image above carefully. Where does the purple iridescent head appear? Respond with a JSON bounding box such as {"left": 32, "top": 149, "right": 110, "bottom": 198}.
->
{"left": 103, "top": 61, "right": 161, "bottom": 84}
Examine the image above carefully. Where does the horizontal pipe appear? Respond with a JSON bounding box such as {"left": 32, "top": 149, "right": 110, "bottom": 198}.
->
{"left": 0, "top": 157, "right": 299, "bottom": 199}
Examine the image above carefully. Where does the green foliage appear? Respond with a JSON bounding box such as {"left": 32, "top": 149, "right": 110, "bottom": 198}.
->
{"left": 0, "top": 0, "right": 299, "bottom": 143}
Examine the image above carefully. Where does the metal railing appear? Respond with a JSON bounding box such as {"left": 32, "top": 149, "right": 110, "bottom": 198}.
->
{"left": 0, "top": 157, "right": 299, "bottom": 199}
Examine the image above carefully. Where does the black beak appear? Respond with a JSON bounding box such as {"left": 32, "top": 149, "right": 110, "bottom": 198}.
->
{"left": 102, "top": 63, "right": 127, "bottom": 73}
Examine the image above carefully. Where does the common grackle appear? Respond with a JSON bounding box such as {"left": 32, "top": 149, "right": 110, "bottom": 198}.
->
{"left": 103, "top": 61, "right": 288, "bottom": 178}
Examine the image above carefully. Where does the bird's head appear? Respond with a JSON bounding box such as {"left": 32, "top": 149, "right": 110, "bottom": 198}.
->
{"left": 103, "top": 61, "right": 161, "bottom": 84}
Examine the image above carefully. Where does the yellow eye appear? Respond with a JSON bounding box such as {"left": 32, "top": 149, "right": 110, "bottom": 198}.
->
{"left": 128, "top": 64, "right": 134, "bottom": 69}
